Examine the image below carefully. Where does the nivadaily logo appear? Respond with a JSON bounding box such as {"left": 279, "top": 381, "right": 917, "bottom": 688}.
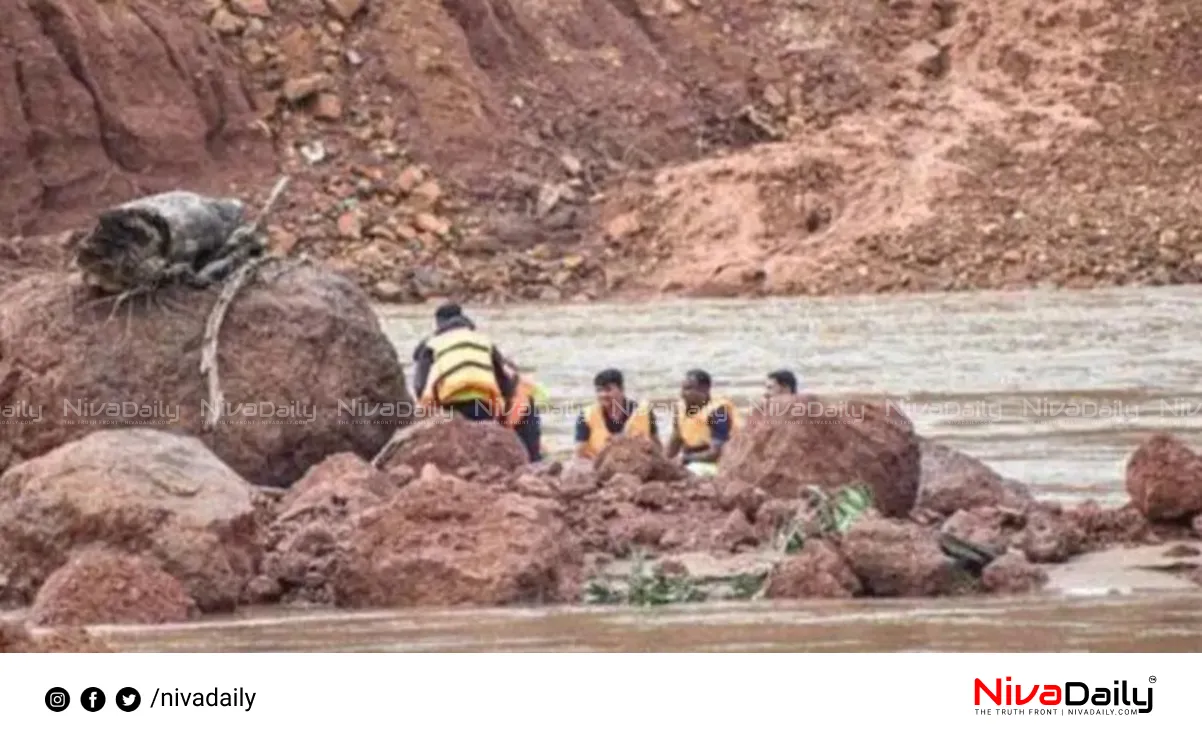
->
{"left": 974, "top": 676, "right": 1154, "bottom": 716}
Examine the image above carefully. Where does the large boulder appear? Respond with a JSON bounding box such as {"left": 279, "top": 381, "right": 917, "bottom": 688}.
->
{"left": 374, "top": 416, "right": 528, "bottom": 474}
{"left": 840, "top": 517, "right": 962, "bottom": 597}
{"left": 334, "top": 473, "right": 582, "bottom": 607}
{"left": 30, "top": 549, "right": 196, "bottom": 627}
{"left": 0, "top": 429, "right": 259, "bottom": 611}
{"left": 0, "top": 262, "right": 411, "bottom": 486}
{"left": 1126, "top": 434, "right": 1202, "bottom": 522}
{"left": 916, "top": 439, "right": 1034, "bottom": 516}
{"left": 719, "top": 395, "right": 920, "bottom": 517}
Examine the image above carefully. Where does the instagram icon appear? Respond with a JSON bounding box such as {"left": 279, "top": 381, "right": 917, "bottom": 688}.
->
{"left": 44, "top": 687, "right": 70, "bottom": 712}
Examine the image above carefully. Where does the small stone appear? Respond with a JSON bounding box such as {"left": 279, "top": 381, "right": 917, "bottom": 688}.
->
{"left": 210, "top": 8, "right": 246, "bottom": 34}
{"left": 560, "top": 153, "right": 583, "bottom": 175}
{"left": 324, "top": 0, "right": 365, "bottom": 22}
{"left": 562, "top": 254, "right": 584, "bottom": 270}
{"left": 663, "top": 0, "right": 684, "bottom": 15}
{"left": 346, "top": 49, "right": 364, "bottom": 66}
{"left": 336, "top": 211, "right": 362, "bottom": 239}
{"left": 372, "top": 280, "right": 405, "bottom": 302}
{"left": 762, "top": 84, "right": 786, "bottom": 108}
{"left": 230, "top": 0, "right": 272, "bottom": 17}
{"left": 312, "top": 92, "right": 343, "bottom": 120}
{"left": 414, "top": 213, "right": 451, "bottom": 237}
{"left": 282, "top": 73, "right": 335, "bottom": 102}
{"left": 394, "top": 165, "right": 424, "bottom": 194}
{"left": 603, "top": 212, "right": 642, "bottom": 243}
{"left": 409, "top": 180, "right": 442, "bottom": 209}
{"left": 269, "top": 227, "right": 298, "bottom": 254}
{"left": 1159, "top": 228, "right": 1180, "bottom": 247}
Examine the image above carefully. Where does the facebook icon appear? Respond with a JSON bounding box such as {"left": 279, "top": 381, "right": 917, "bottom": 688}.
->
{"left": 81, "top": 687, "right": 106, "bottom": 712}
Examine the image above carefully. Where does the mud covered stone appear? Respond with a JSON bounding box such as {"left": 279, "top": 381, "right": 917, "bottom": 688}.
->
{"left": 375, "top": 416, "right": 528, "bottom": 474}
{"left": 261, "top": 452, "right": 401, "bottom": 604}
{"left": 334, "top": 474, "right": 582, "bottom": 607}
{"left": 30, "top": 549, "right": 196, "bottom": 626}
{"left": 764, "top": 541, "right": 862, "bottom": 599}
{"left": 1126, "top": 434, "right": 1202, "bottom": 522}
{"left": 941, "top": 505, "right": 1083, "bottom": 564}
{"left": 840, "top": 516, "right": 961, "bottom": 596}
{"left": 981, "top": 550, "right": 1048, "bottom": 594}
{"left": 719, "top": 395, "right": 920, "bottom": 517}
{"left": 0, "top": 429, "right": 258, "bottom": 611}
{"left": 0, "top": 262, "right": 411, "bottom": 486}
{"left": 594, "top": 436, "right": 685, "bottom": 483}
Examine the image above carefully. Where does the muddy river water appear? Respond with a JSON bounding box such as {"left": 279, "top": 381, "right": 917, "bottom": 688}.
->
{"left": 94, "top": 286, "right": 1202, "bottom": 651}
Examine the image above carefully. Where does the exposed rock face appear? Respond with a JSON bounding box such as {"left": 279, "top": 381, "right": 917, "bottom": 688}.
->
{"left": 334, "top": 473, "right": 582, "bottom": 607}
{"left": 764, "top": 541, "right": 862, "bottom": 599}
{"left": 374, "top": 416, "right": 528, "bottom": 475}
{"left": 0, "top": 0, "right": 272, "bottom": 234}
{"left": 0, "top": 429, "right": 259, "bottom": 611}
{"left": 0, "top": 261, "right": 411, "bottom": 486}
{"left": 840, "top": 517, "right": 961, "bottom": 597}
{"left": 916, "top": 439, "right": 1034, "bottom": 515}
{"left": 30, "top": 549, "right": 196, "bottom": 626}
{"left": 719, "top": 395, "right": 920, "bottom": 517}
{"left": 1126, "top": 434, "right": 1202, "bottom": 522}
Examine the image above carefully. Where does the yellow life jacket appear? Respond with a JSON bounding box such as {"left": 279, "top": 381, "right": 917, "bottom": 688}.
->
{"left": 420, "top": 327, "right": 501, "bottom": 408}
{"left": 581, "top": 401, "right": 652, "bottom": 458}
{"left": 676, "top": 397, "right": 739, "bottom": 450}
{"left": 503, "top": 374, "right": 537, "bottom": 428}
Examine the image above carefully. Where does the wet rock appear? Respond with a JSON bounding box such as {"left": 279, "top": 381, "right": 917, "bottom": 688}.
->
{"left": 0, "top": 429, "right": 259, "bottom": 611}
{"left": 0, "top": 622, "right": 112, "bottom": 653}
{"left": 334, "top": 475, "right": 581, "bottom": 607}
{"left": 715, "top": 479, "right": 769, "bottom": 521}
{"left": 942, "top": 505, "right": 1083, "bottom": 564}
{"left": 981, "top": 550, "right": 1048, "bottom": 594}
{"left": 916, "top": 439, "right": 1034, "bottom": 515}
{"left": 30, "top": 550, "right": 196, "bottom": 627}
{"left": 764, "top": 541, "right": 862, "bottom": 599}
{"left": 1126, "top": 434, "right": 1202, "bottom": 522}
{"left": 375, "top": 416, "right": 529, "bottom": 474}
{"left": 713, "top": 509, "right": 758, "bottom": 552}
{"left": 719, "top": 395, "right": 921, "bottom": 517}
{"left": 262, "top": 453, "right": 397, "bottom": 603}
{"left": 841, "top": 517, "right": 961, "bottom": 597}
{"left": 0, "top": 263, "right": 411, "bottom": 487}
{"left": 594, "top": 436, "right": 660, "bottom": 482}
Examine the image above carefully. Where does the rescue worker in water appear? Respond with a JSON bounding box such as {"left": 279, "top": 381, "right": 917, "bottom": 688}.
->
{"left": 574, "top": 368, "right": 660, "bottom": 458}
{"left": 666, "top": 368, "right": 739, "bottom": 475}
{"left": 411, "top": 302, "right": 514, "bottom": 423}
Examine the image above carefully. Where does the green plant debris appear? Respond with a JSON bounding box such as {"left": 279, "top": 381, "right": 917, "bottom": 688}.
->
{"left": 772, "top": 482, "right": 875, "bottom": 553}
{"left": 583, "top": 552, "right": 709, "bottom": 606}
{"left": 729, "top": 571, "right": 768, "bottom": 600}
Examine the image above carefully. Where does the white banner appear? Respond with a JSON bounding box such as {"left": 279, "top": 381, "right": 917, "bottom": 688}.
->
{"left": 0, "top": 653, "right": 1190, "bottom": 741}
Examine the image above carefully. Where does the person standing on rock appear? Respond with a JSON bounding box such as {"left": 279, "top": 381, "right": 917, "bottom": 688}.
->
{"left": 574, "top": 368, "right": 659, "bottom": 458}
{"left": 412, "top": 303, "right": 515, "bottom": 422}
{"left": 501, "top": 357, "right": 549, "bottom": 462}
{"left": 667, "top": 369, "right": 740, "bottom": 477}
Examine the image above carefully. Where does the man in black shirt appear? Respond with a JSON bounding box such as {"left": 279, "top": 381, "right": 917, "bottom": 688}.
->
{"left": 573, "top": 368, "right": 660, "bottom": 458}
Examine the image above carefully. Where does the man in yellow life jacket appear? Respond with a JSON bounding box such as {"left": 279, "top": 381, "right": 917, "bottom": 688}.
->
{"left": 412, "top": 303, "right": 514, "bottom": 424}
{"left": 666, "top": 368, "right": 739, "bottom": 476}
{"left": 500, "top": 358, "right": 547, "bottom": 462}
{"left": 573, "top": 368, "right": 659, "bottom": 458}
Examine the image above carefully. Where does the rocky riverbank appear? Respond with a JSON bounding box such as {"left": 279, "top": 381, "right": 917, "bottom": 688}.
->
{"left": 3, "top": 389, "right": 1201, "bottom": 651}
{"left": 3, "top": 0, "right": 1202, "bottom": 304}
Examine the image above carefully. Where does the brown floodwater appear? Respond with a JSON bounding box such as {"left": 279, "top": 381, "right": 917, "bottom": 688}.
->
{"left": 77, "top": 286, "right": 1202, "bottom": 650}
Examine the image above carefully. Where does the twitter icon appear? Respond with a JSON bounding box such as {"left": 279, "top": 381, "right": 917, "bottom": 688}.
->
{"left": 116, "top": 687, "right": 141, "bottom": 712}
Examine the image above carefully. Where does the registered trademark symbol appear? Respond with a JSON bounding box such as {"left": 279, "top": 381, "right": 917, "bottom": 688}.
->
{"left": 1149, "top": 676, "right": 1157, "bottom": 684}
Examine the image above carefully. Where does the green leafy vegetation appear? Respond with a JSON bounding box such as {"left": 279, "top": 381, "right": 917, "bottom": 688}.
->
{"left": 583, "top": 552, "right": 708, "bottom": 606}
{"left": 772, "top": 482, "right": 875, "bottom": 553}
